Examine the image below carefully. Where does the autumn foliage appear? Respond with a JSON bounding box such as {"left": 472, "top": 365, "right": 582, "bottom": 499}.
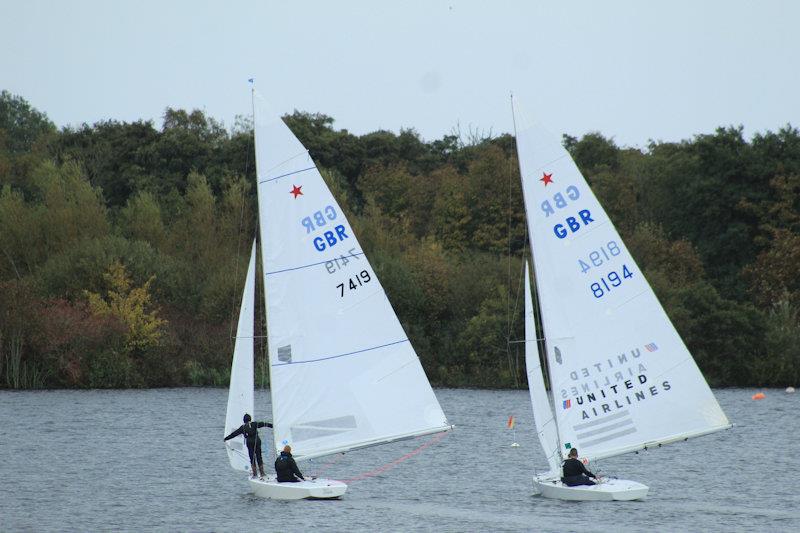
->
{"left": 1, "top": 90, "right": 798, "bottom": 388}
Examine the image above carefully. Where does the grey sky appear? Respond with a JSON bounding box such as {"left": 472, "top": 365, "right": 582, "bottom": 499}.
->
{"left": 2, "top": 0, "right": 798, "bottom": 148}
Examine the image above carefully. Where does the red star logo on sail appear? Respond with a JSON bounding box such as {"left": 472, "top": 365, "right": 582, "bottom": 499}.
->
{"left": 540, "top": 172, "right": 553, "bottom": 186}
{"left": 290, "top": 184, "right": 303, "bottom": 198}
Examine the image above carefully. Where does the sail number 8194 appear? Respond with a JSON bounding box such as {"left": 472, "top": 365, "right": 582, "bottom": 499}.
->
{"left": 337, "top": 270, "right": 372, "bottom": 297}
{"left": 590, "top": 265, "right": 634, "bottom": 298}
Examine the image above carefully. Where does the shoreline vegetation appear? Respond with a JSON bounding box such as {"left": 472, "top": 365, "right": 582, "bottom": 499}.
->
{"left": 1, "top": 90, "right": 798, "bottom": 390}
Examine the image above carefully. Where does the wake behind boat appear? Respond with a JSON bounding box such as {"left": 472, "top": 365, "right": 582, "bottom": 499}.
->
{"left": 222, "top": 88, "right": 452, "bottom": 500}
{"left": 512, "top": 98, "right": 731, "bottom": 501}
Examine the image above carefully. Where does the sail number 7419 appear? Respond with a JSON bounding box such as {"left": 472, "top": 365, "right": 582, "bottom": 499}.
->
{"left": 337, "top": 270, "right": 372, "bottom": 297}
{"left": 590, "top": 265, "right": 634, "bottom": 298}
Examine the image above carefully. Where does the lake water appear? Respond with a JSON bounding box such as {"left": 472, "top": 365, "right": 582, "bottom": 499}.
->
{"left": 1, "top": 388, "right": 796, "bottom": 532}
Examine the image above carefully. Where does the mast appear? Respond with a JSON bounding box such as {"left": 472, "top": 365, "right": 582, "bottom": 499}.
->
{"left": 511, "top": 94, "right": 562, "bottom": 455}
{"left": 250, "top": 83, "right": 279, "bottom": 440}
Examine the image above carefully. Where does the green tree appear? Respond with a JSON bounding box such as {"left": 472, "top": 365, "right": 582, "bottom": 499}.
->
{"left": 0, "top": 90, "right": 55, "bottom": 154}
{"left": 119, "top": 191, "right": 167, "bottom": 248}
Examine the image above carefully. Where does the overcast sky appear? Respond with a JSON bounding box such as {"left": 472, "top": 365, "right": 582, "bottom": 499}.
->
{"left": 2, "top": 0, "right": 798, "bottom": 148}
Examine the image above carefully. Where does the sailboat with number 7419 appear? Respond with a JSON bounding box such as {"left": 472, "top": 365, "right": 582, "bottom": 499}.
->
{"left": 223, "top": 88, "right": 453, "bottom": 500}
{"left": 512, "top": 98, "right": 731, "bottom": 501}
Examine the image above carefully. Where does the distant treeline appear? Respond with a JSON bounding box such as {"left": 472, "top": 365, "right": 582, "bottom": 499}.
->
{"left": 0, "top": 90, "right": 798, "bottom": 389}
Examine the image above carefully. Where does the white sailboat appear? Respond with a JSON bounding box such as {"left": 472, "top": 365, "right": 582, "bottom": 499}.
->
{"left": 223, "top": 89, "right": 453, "bottom": 500}
{"left": 513, "top": 99, "right": 731, "bottom": 501}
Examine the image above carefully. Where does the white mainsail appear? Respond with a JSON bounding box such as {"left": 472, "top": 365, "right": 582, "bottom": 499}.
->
{"left": 514, "top": 102, "right": 730, "bottom": 462}
{"left": 224, "top": 240, "right": 257, "bottom": 471}
{"left": 524, "top": 262, "right": 561, "bottom": 474}
{"left": 252, "top": 90, "right": 451, "bottom": 461}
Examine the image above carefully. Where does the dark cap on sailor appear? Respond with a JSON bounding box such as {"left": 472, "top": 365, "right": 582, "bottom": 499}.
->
{"left": 243, "top": 413, "right": 252, "bottom": 423}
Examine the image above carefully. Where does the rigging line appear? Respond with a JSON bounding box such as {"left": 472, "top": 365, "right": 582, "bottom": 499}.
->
{"left": 506, "top": 91, "right": 518, "bottom": 387}
{"left": 227, "top": 444, "right": 251, "bottom": 462}
{"left": 250, "top": 86, "right": 270, "bottom": 392}
{"left": 265, "top": 251, "right": 365, "bottom": 276}
{"left": 261, "top": 150, "right": 311, "bottom": 178}
{"left": 507, "top": 92, "right": 528, "bottom": 386}
{"left": 271, "top": 338, "right": 409, "bottom": 367}
{"left": 338, "top": 431, "right": 449, "bottom": 484}
{"left": 508, "top": 234, "right": 528, "bottom": 343}
{"left": 310, "top": 452, "right": 346, "bottom": 479}
{"left": 259, "top": 165, "right": 316, "bottom": 185}
{"left": 227, "top": 106, "right": 256, "bottom": 347}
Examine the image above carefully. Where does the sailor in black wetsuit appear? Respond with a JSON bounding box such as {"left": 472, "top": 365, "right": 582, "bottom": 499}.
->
{"left": 561, "top": 447, "right": 597, "bottom": 487}
{"left": 275, "top": 445, "right": 305, "bottom": 483}
{"left": 224, "top": 413, "right": 273, "bottom": 479}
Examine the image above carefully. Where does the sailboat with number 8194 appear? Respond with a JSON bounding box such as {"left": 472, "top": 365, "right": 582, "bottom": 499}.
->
{"left": 512, "top": 98, "right": 731, "bottom": 501}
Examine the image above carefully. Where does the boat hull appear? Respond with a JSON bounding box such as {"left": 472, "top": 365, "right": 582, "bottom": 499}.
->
{"left": 533, "top": 475, "right": 648, "bottom": 501}
{"left": 248, "top": 476, "right": 347, "bottom": 500}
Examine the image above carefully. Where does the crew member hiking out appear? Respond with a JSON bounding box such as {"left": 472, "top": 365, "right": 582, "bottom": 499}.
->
{"left": 275, "top": 445, "right": 305, "bottom": 483}
{"left": 224, "top": 413, "right": 273, "bottom": 479}
{"left": 561, "top": 447, "right": 597, "bottom": 487}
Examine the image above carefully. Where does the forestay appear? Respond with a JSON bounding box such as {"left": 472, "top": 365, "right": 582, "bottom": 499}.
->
{"left": 524, "top": 262, "right": 561, "bottom": 474}
{"left": 224, "top": 240, "right": 257, "bottom": 471}
{"left": 514, "top": 103, "right": 730, "bottom": 462}
{"left": 252, "top": 90, "right": 451, "bottom": 461}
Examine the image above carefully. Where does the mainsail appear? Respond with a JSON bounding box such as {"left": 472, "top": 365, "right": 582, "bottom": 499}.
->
{"left": 524, "top": 262, "right": 561, "bottom": 474}
{"left": 252, "top": 90, "right": 451, "bottom": 461}
{"left": 224, "top": 240, "right": 257, "bottom": 471}
{"left": 514, "top": 102, "right": 730, "bottom": 462}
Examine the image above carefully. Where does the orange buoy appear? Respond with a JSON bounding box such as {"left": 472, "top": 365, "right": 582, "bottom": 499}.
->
{"left": 752, "top": 392, "right": 766, "bottom": 400}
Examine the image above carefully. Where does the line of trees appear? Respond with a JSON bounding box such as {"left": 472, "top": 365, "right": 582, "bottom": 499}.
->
{"left": 0, "top": 90, "right": 798, "bottom": 389}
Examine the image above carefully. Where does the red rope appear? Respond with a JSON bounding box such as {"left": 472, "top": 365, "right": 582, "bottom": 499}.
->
{"left": 339, "top": 431, "right": 449, "bottom": 484}
{"left": 311, "top": 452, "right": 346, "bottom": 478}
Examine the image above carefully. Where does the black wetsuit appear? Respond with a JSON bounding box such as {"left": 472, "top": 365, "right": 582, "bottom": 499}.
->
{"left": 275, "top": 451, "right": 305, "bottom": 482}
{"left": 224, "top": 421, "right": 273, "bottom": 467}
{"left": 561, "top": 457, "right": 596, "bottom": 486}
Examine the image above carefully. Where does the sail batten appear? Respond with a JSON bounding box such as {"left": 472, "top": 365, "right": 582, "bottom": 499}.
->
{"left": 295, "top": 425, "right": 454, "bottom": 462}
{"left": 513, "top": 98, "right": 729, "bottom": 463}
{"left": 271, "top": 339, "right": 410, "bottom": 367}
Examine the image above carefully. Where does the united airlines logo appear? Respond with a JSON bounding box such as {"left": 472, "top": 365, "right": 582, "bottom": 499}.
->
{"left": 558, "top": 339, "right": 672, "bottom": 436}
{"left": 572, "top": 410, "right": 637, "bottom": 449}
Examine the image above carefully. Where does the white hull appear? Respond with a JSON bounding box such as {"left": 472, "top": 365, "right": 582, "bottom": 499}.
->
{"left": 533, "top": 475, "right": 648, "bottom": 501}
{"left": 248, "top": 476, "right": 347, "bottom": 500}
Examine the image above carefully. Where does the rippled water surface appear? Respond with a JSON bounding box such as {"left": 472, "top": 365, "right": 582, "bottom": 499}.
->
{"left": 1, "top": 388, "right": 796, "bottom": 532}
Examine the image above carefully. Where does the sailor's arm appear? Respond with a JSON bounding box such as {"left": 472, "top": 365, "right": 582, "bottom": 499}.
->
{"left": 224, "top": 426, "right": 244, "bottom": 441}
{"left": 290, "top": 458, "right": 305, "bottom": 480}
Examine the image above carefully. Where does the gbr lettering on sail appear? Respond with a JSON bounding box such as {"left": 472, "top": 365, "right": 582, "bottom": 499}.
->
{"left": 540, "top": 184, "right": 594, "bottom": 238}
